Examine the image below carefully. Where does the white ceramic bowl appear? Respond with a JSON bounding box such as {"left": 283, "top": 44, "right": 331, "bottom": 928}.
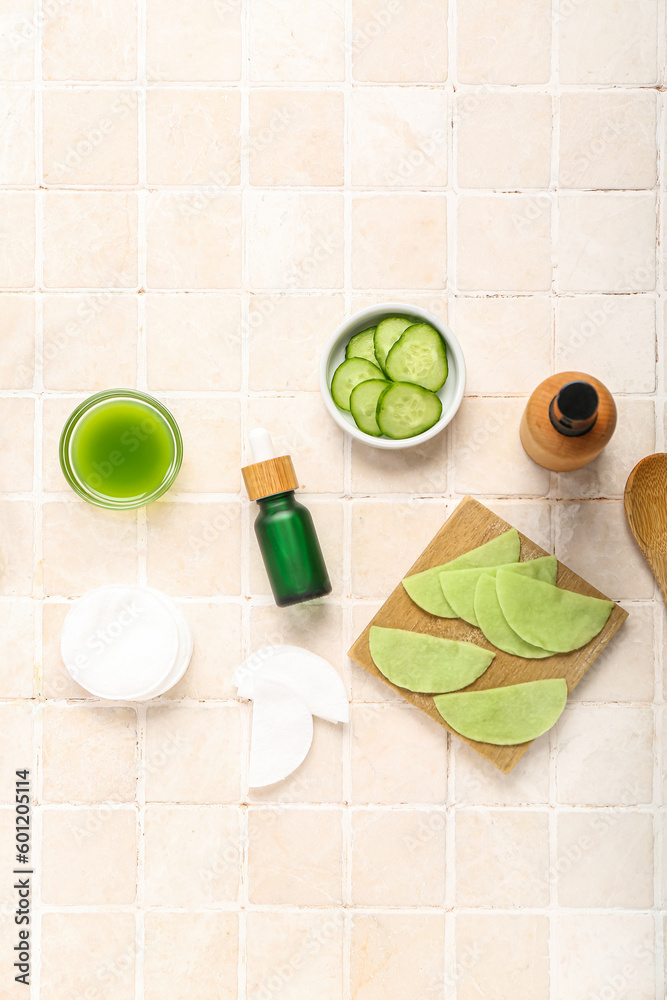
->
{"left": 319, "top": 302, "right": 466, "bottom": 450}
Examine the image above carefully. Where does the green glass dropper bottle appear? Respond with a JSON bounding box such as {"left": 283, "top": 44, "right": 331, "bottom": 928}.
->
{"left": 242, "top": 428, "right": 332, "bottom": 607}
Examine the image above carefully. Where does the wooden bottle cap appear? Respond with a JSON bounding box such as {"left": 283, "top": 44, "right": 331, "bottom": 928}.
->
{"left": 242, "top": 454, "right": 299, "bottom": 500}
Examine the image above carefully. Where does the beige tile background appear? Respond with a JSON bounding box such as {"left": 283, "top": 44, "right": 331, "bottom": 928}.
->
{"left": 0, "top": 0, "right": 665, "bottom": 997}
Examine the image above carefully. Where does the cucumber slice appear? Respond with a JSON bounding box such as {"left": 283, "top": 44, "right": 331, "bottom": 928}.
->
{"left": 346, "top": 327, "right": 378, "bottom": 367}
{"left": 385, "top": 323, "right": 448, "bottom": 391}
{"left": 349, "top": 378, "right": 390, "bottom": 437}
{"left": 331, "top": 358, "right": 382, "bottom": 411}
{"left": 376, "top": 382, "right": 442, "bottom": 439}
{"left": 374, "top": 316, "right": 412, "bottom": 372}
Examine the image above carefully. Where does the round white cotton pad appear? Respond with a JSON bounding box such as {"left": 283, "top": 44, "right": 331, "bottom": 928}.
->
{"left": 248, "top": 677, "right": 314, "bottom": 788}
{"left": 61, "top": 585, "right": 186, "bottom": 700}
{"left": 233, "top": 644, "right": 349, "bottom": 723}
{"left": 135, "top": 592, "right": 194, "bottom": 700}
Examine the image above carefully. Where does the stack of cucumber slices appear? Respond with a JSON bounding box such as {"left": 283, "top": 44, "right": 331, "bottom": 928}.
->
{"left": 330, "top": 315, "right": 448, "bottom": 439}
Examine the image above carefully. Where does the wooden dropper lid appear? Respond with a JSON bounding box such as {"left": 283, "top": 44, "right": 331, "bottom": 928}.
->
{"left": 242, "top": 428, "right": 299, "bottom": 501}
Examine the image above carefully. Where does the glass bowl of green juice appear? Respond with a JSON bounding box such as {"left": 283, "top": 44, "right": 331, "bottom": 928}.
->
{"left": 59, "top": 389, "right": 183, "bottom": 510}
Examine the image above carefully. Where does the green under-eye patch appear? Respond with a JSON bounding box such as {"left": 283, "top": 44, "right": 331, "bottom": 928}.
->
{"left": 369, "top": 625, "right": 494, "bottom": 693}
{"left": 434, "top": 678, "right": 568, "bottom": 745}
{"left": 402, "top": 528, "right": 520, "bottom": 617}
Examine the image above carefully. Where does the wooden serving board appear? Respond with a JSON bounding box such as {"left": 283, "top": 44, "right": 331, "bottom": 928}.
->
{"left": 348, "top": 496, "right": 628, "bottom": 774}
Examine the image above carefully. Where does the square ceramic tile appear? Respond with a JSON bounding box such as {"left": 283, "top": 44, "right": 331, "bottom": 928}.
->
{"left": 248, "top": 808, "right": 343, "bottom": 904}
{"left": 146, "top": 501, "right": 241, "bottom": 596}
{"left": 248, "top": 294, "right": 345, "bottom": 390}
{"left": 485, "top": 500, "right": 553, "bottom": 552}
{"left": 455, "top": 809, "right": 550, "bottom": 907}
{"left": 247, "top": 191, "right": 344, "bottom": 290}
{"left": 42, "top": 89, "right": 138, "bottom": 185}
{"left": 145, "top": 705, "right": 241, "bottom": 803}
{"left": 556, "top": 811, "right": 654, "bottom": 908}
{"left": 457, "top": 0, "right": 551, "bottom": 83}
{"left": 146, "top": 89, "right": 241, "bottom": 186}
{"left": 43, "top": 191, "right": 137, "bottom": 289}
{"left": 250, "top": 499, "right": 344, "bottom": 598}
{"left": 0, "top": 294, "right": 34, "bottom": 387}
{"left": 42, "top": 0, "right": 137, "bottom": 81}
{"left": 42, "top": 502, "right": 138, "bottom": 597}
{"left": 146, "top": 0, "right": 241, "bottom": 82}
{"left": 144, "top": 913, "right": 238, "bottom": 1000}
{"left": 0, "top": 602, "right": 34, "bottom": 698}
{"left": 555, "top": 706, "right": 653, "bottom": 806}
{"left": 247, "top": 910, "right": 344, "bottom": 1000}
{"left": 164, "top": 603, "right": 242, "bottom": 700}
{"left": 0, "top": 500, "right": 33, "bottom": 595}
{"left": 0, "top": 397, "right": 33, "bottom": 490}
{"left": 453, "top": 737, "right": 550, "bottom": 806}
{"left": 145, "top": 805, "right": 241, "bottom": 906}
{"left": 352, "top": 195, "right": 447, "bottom": 290}
{"left": 40, "top": 913, "right": 136, "bottom": 1000}
{"left": 42, "top": 293, "right": 138, "bottom": 389}
{"left": 41, "top": 807, "right": 137, "bottom": 903}
{"left": 456, "top": 914, "right": 550, "bottom": 1000}
{"left": 555, "top": 295, "right": 656, "bottom": 393}
{"left": 558, "top": 398, "right": 655, "bottom": 498}
{"left": 351, "top": 808, "right": 446, "bottom": 905}
{"left": 351, "top": 500, "right": 451, "bottom": 599}
{"left": 457, "top": 195, "right": 552, "bottom": 292}
{"left": 555, "top": 501, "right": 655, "bottom": 600}
{"left": 0, "top": 87, "right": 34, "bottom": 183}
{"left": 0, "top": 2, "right": 35, "bottom": 81}
{"left": 571, "top": 602, "right": 654, "bottom": 703}
{"left": 555, "top": 913, "right": 655, "bottom": 1000}
{"left": 350, "top": 913, "right": 445, "bottom": 1000}
{"left": 351, "top": 430, "right": 449, "bottom": 494}
{"left": 351, "top": 87, "right": 448, "bottom": 187}
{"left": 452, "top": 297, "right": 552, "bottom": 394}
{"left": 146, "top": 192, "right": 241, "bottom": 289}
{"left": 249, "top": 0, "right": 345, "bottom": 82}
{"left": 351, "top": 703, "right": 447, "bottom": 804}
{"left": 453, "top": 397, "right": 551, "bottom": 496}
{"left": 0, "top": 192, "right": 34, "bottom": 287}
{"left": 457, "top": 93, "right": 552, "bottom": 189}
{"left": 250, "top": 90, "right": 344, "bottom": 186}
{"left": 558, "top": 193, "right": 656, "bottom": 292}
{"left": 559, "top": 0, "right": 659, "bottom": 84}
{"left": 42, "top": 706, "right": 137, "bottom": 803}
{"left": 249, "top": 718, "right": 344, "bottom": 805}
{"left": 41, "top": 394, "right": 86, "bottom": 492}
{"left": 165, "top": 398, "right": 241, "bottom": 493}
{"left": 559, "top": 91, "right": 657, "bottom": 189}
{"left": 352, "top": 0, "right": 447, "bottom": 83}
{"left": 248, "top": 602, "right": 345, "bottom": 675}
{"left": 42, "top": 601, "right": 91, "bottom": 700}
{"left": 247, "top": 394, "right": 345, "bottom": 492}
{"left": 0, "top": 704, "right": 32, "bottom": 803}
{"left": 146, "top": 293, "right": 241, "bottom": 391}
